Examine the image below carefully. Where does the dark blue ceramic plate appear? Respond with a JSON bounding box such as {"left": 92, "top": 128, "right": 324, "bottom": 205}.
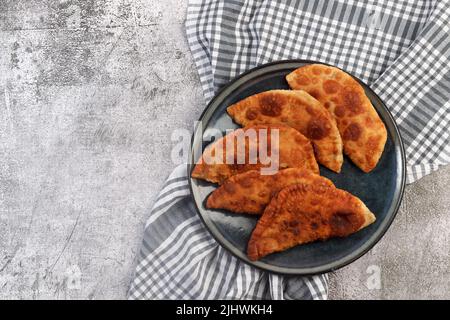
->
{"left": 188, "top": 60, "right": 406, "bottom": 275}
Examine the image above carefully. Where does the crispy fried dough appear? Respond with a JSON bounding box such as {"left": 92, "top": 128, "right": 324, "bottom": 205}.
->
{"left": 227, "top": 90, "right": 343, "bottom": 172}
{"left": 206, "top": 168, "right": 334, "bottom": 214}
{"left": 247, "top": 183, "right": 375, "bottom": 260}
{"left": 192, "top": 125, "right": 319, "bottom": 184}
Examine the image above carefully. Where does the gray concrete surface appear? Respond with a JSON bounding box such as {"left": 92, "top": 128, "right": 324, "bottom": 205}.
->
{"left": 0, "top": 0, "right": 448, "bottom": 300}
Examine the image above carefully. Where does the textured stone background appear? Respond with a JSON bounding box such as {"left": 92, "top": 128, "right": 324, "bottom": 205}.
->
{"left": 0, "top": 0, "right": 449, "bottom": 299}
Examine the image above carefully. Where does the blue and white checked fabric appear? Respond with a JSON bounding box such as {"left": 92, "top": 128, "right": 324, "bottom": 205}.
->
{"left": 129, "top": 0, "right": 449, "bottom": 299}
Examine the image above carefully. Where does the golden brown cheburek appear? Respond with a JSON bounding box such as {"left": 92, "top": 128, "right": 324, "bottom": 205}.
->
{"left": 227, "top": 90, "right": 343, "bottom": 172}
{"left": 247, "top": 183, "right": 376, "bottom": 261}
{"left": 191, "top": 125, "right": 319, "bottom": 184}
{"left": 286, "top": 64, "right": 387, "bottom": 173}
{"left": 206, "top": 168, "right": 334, "bottom": 214}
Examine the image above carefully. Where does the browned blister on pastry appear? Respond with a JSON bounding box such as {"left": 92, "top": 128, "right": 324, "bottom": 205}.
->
{"left": 227, "top": 90, "right": 343, "bottom": 172}
{"left": 206, "top": 168, "right": 334, "bottom": 214}
{"left": 247, "top": 183, "right": 376, "bottom": 260}
{"left": 286, "top": 64, "right": 387, "bottom": 172}
{"left": 192, "top": 125, "right": 319, "bottom": 184}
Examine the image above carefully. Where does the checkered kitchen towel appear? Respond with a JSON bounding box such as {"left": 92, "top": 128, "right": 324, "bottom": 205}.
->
{"left": 129, "top": 0, "right": 449, "bottom": 299}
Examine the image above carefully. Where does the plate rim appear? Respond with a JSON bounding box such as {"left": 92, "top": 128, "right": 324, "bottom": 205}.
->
{"left": 188, "top": 59, "right": 406, "bottom": 275}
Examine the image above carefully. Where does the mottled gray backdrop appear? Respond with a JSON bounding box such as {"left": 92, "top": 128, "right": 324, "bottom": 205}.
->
{"left": 0, "top": 0, "right": 449, "bottom": 299}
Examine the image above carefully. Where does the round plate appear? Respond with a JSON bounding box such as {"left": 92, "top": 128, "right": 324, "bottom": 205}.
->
{"left": 188, "top": 60, "right": 406, "bottom": 275}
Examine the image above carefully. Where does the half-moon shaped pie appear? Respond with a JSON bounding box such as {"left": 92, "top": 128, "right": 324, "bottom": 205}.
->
{"left": 287, "top": 64, "right": 387, "bottom": 172}
{"left": 227, "top": 90, "right": 343, "bottom": 172}
{"left": 206, "top": 168, "right": 334, "bottom": 214}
